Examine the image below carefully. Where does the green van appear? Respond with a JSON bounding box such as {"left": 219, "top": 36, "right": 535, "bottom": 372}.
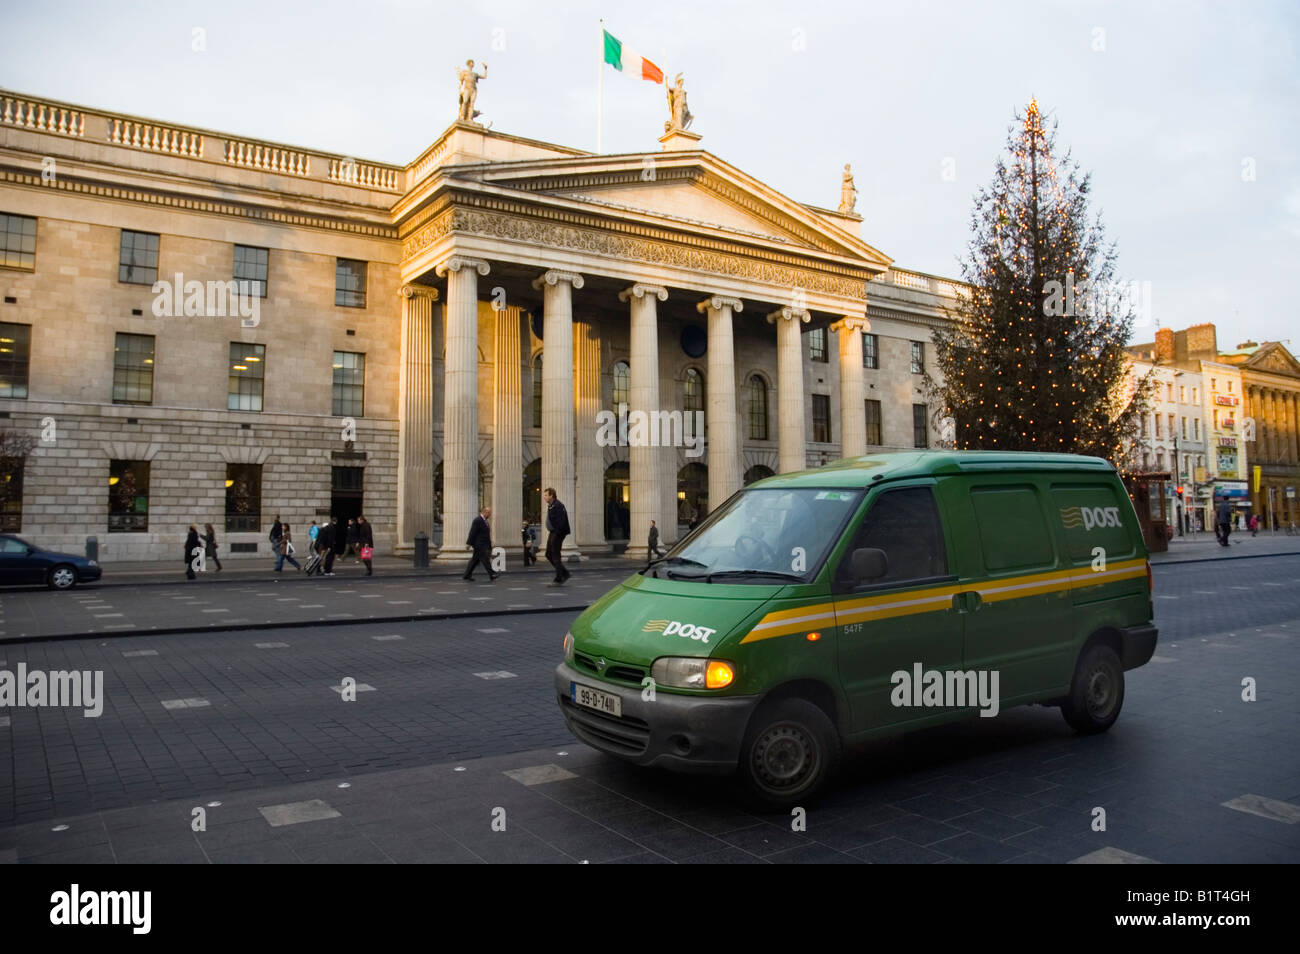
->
{"left": 555, "top": 451, "right": 1157, "bottom": 806}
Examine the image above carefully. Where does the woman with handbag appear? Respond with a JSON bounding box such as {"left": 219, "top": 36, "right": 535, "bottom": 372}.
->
{"left": 274, "top": 523, "right": 302, "bottom": 573}
{"left": 357, "top": 515, "right": 374, "bottom": 576}
{"left": 203, "top": 523, "right": 223, "bottom": 571}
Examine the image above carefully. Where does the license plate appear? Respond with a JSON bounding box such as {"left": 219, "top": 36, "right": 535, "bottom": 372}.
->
{"left": 571, "top": 681, "right": 622, "bottom": 717}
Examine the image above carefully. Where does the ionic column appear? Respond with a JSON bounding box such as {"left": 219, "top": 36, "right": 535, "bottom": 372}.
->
{"left": 621, "top": 284, "right": 668, "bottom": 558}
{"left": 767, "top": 305, "right": 810, "bottom": 473}
{"left": 832, "top": 315, "right": 869, "bottom": 459}
{"left": 574, "top": 317, "right": 604, "bottom": 552}
{"left": 533, "top": 269, "right": 583, "bottom": 559}
{"left": 699, "top": 296, "right": 744, "bottom": 511}
{"left": 433, "top": 256, "right": 489, "bottom": 562}
{"left": 397, "top": 285, "right": 438, "bottom": 548}
{"left": 492, "top": 304, "right": 526, "bottom": 554}
{"left": 1287, "top": 390, "right": 1299, "bottom": 463}
{"left": 1265, "top": 389, "right": 1277, "bottom": 462}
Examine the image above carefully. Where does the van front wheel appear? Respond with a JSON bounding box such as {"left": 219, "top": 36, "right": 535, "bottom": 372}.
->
{"left": 738, "top": 698, "right": 839, "bottom": 808}
{"left": 1061, "top": 645, "right": 1125, "bottom": 734}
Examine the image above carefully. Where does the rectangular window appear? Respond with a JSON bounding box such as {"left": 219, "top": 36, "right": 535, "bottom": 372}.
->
{"left": 233, "top": 245, "right": 268, "bottom": 298}
{"left": 970, "top": 485, "right": 1054, "bottom": 572}
{"left": 910, "top": 341, "right": 925, "bottom": 375}
{"left": 118, "top": 230, "right": 159, "bottom": 285}
{"left": 1194, "top": 418, "right": 1200, "bottom": 440}
{"left": 335, "top": 258, "right": 367, "bottom": 308}
{"left": 913, "top": 404, "right": 928, "bottom": 448}
{"left": 0, "top": 460, "right": 22, "bottom": 531}
{"left": 1167, "top": 414, "right": 1175, "bottom": 438}
{"left": 1166, "top": 383, "right": 1173, "bottom": 402}
{"left": 1211, "top": 378, "right": 1217, "bottom": 391}
{"left": 0, "top": 213, "right": 36, "bottom": 270}
{"left": 862, "top": 333, "right": 878, "bottom": 369}
{"left": 1192, "top": 387, "right": 1199, "bottom": 404}
{"left": 1181, "top": 417, "right": 1187, "bottom": 439}
{"left": 225, "top": 463, "right": 261, "bottom": 532}
{"left": 1179, "top": 386, "right": 1186, "bottom": 403}
{"left": 108, "top": 460, "right": 149, "bottom": 532}
{"left": 0, "top": 322, "right": 31, "bottom": 399}
{"left": 1228, "top": 380, "right": 1233, "bottom": 393}
{"left": 112, "top": 333, "right": 155, "bottom": 405}
{"left": 332, "top": 351, "right": 365, "bottom": 417}
{"left": 865, "top": 399, "right": 882, "bottom": 446}
{"left": 836, "top": 486, "right": 948, "bottom": 586}
{"left": 809, "top": 327, "right": 828, "bottom": 363}
{"left": 812, "top": 394, "right": 831, "bottom": 443}
{"left": 228, "top": 342, "right": 266, "bottom": 411}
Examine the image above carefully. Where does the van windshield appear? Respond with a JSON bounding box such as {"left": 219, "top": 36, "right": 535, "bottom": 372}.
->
{"left": 648, "top": 488, "right": 863, "bottom": 584}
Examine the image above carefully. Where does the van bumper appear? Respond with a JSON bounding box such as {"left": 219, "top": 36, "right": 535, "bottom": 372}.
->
{"left": 555, "top": 663, "right": 758, "bottom": 774}
{"left": 1119, "top": 623, "right": 1158, "bottom": 670}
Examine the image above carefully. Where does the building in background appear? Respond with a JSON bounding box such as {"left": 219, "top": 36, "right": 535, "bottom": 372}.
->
{"left": 0, "top": 83, "right": 963, "bottom": 561}
{"left": 1219, "top": 340, "right": 1300, "bottom": 530}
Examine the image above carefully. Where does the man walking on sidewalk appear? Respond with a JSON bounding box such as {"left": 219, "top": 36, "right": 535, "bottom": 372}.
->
{"left": 1216, "top": 498, "right": 1232, "bottom": 547}
{"left": 319, "top": 517, "right": 338, "bottom": 575}
{"left": 648, "top": 519, "right": 664, "bottom": 560}
{"left": 463, "top": 505, "right": 497, "bottom": 582}
{"left": 544, "top": 487, "right": 571, "bottom": 585}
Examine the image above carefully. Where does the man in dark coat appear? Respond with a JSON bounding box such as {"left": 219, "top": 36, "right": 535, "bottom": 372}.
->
{"left": 463, "top": 506, "right": 497, "bottom": 581}
{"left": 648, "top": 519, "right": 664, "bottom": 560}
{"left": 185, "top": 525, "right": 201, "bottom": 580}
{"left": 1216, "top": 498, "right": 1232, "bottom": 547}
{"left": 521, "top": 520, "right": 537, "bottom": 566}
{"left": 318, "top": 517, "right": 338, "bottom": 575}
{"left": 543, "top": 487, "right": 571, "bottom": 585}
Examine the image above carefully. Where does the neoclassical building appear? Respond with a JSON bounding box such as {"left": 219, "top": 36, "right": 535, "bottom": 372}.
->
{"left": 0, "top": 81, "right": 963, "bottom": 561}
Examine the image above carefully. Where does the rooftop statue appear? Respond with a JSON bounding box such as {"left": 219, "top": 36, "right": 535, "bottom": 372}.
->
{"left": 457, "top": 60, "right": 488, "bottom": 123}
{"left": 839, "top": 163, "right": 858, "bottom": 215}
{"left": 665, "top": 73, "right": 693, "bottom": 132}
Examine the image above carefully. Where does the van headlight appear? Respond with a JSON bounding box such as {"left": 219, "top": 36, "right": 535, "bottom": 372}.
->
{"left": 563, "top": 632, "right": 574, "bottom": 663}
{"left": 651, "top": 657, "right": 736, "bottom": 690}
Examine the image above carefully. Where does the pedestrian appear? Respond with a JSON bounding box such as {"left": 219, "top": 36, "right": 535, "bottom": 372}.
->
{"left": 269, "top": 514, "right": 283, "bottom": 549}
{"left": 308, "top": 520, "right": 319, "bottom": 549}
{"left": 521, "top": 520, "right": 537, "bottom": 566}
{"left": 1249, "top": 513, "right": 1258, "bottom": 537}
{"left": 204, "top": 522, "right": 223, "bottom": 571}
{"left": 275, "top": 522, "right": 302, "bottom": 572}
{"left": 648, "top": 519, "right": 664, "bottom": 560}
{"left": 346, "top": 518, "right": 359, "bottom": 561}
{"left": 463, "top": 506, "right": 497, "bottom": 581}
{"left": 184, "top": 524, "right": 201, "bottom": 580}
{"left": 1216, "top": 498, "right": 1231, "bottom": 547}
{"left": 543, "top": 487, "right": 571, "bottom": 585}
{"left": 357, "top": 515, "right": 374, "bottom": 576}
{"left": 319, "top": 517, "right": 338, "bottom": 576}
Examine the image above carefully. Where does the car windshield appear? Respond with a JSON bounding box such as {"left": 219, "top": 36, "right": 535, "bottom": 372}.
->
{"left": 648, "top": 488, "right": 862, "bottom": 583}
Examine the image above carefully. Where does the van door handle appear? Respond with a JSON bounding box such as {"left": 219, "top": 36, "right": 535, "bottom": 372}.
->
{"left": 968, "top": 591, "right": 983, "bottom": 612}
{"left": 953, "top": 590, "right": 983, "bottom": 613}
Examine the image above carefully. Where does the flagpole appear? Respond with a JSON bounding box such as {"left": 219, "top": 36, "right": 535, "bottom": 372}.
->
{"left": 597, "top": 18, "right": 604, "bottom": 153}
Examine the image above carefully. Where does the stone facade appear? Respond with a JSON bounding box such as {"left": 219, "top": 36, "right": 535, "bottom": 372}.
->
{"left": 1, "top": 87, "right": 962, "bottom": 560}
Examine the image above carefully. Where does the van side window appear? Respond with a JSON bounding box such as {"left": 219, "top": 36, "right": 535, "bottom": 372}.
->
{"left": 836, "top": 487, "right": 947, "bottom": 585}
{"left": 970, "top": 486, "right": 1054, "bottom": 572}
{"left": 1051, "top": 484, "right": 1137, "bottom": 563}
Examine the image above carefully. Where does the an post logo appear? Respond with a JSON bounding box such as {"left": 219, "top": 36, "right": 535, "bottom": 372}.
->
{"left": 643, "top": 619, "right": 716, "bottom": 645}
{"left": 1060, "top": 506, "right": 1121, "bottom": 531}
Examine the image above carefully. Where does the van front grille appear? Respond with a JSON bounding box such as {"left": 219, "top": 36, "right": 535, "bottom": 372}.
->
{"left": 573, "top": 652, "right": 646, "bottom": 685}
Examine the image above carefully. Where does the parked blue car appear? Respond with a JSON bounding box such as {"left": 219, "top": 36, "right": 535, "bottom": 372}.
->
{"left": 0, "top": 534, "right": 102, "bottom": 589}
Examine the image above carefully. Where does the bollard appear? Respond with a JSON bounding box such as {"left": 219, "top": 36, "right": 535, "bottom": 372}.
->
{"left": 414, "top": 531, "right": 429, "bottom": 568}
{"left": 85, "top": 535, "right": 98, "bottom": 561}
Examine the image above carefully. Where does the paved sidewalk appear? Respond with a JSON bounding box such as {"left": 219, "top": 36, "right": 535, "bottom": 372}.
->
{"left": 1150, "top": 532, "right": 1300, "bottom": 564}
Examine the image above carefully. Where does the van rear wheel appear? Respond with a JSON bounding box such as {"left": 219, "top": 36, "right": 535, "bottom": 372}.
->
{"left": 737, "top": 698, "right": 838, "bottom": 809}
{"left": 1061, "top": 644, "right": 1124, "bottom": 733}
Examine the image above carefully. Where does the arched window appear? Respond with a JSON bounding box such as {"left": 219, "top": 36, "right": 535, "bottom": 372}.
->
{"left": 744, "top": 464, "right": 774, "bottom": 486}
{"left": 683, "top": 368, "right": 704, "bottom": 413}
{"left": 531, "top": 353, "right": 543, "bottom": 428}
{"left": 612, "top": 360, "right": 630, "bottom": 412}
{"left": 678, "top": 462, "right": 708, "bottom": 527}
{"left": 747, "top": 374, "right": 768, "bottom": 440}
{"left": 603, "top": 462, "right": 630, "bottom": 540}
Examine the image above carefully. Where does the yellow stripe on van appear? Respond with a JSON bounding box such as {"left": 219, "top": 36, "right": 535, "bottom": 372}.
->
{"left": 739, "top": 558, "right": 1147, "bottom": 644}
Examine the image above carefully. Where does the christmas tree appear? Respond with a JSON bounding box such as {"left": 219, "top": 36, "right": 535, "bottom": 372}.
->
{"left": 929, "top": 99, "right": 1150, "bottom": 468}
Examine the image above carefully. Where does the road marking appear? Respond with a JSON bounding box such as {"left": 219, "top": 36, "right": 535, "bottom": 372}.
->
{"left": 507, "top": 604, "right": 532, "bottom": 608}
{"left": 477, "top": 627, "right": 508, "bottom": 633}
{"left": 258, "top": 799, "right": 341, "bottom": 827}
{"left": 1261, "top": 582, "right": 1285, "bottom": 587}
{"left": 103, "top": 624, "right": 135, "bottom": 630}
{"left": 386, "top": 600, "right": 412, "bottom": 604}
{"left": 436, "top": 590, "right": 458, "bottom": 595}
{"left": 1149, "top": 655, "right": 1176, "bottom": 663}
{"left": 254, "top": 642, "right": 289, "bottom": 649}
{"left": 299, "top": 604, "right": 325, "bottom": 609}
{"left": 1222, "top": 794, "right": 1300, "bottom": 824}
{"left": 335, "top": 590, "right": 357, "bottom": 594}
{"left": 469, "top": 597, "right": 491, "bottom": 601}
{"left": 1069, "top": 847, "right": 1160, "bottom": 864}
{"left": 504, "top": 764, "right": 577, "bottom": 786}
{"left": 418, "top": 608, "right": 444, "bottom": 613}
{"left": 509, "top": 587, "right": 529, "bottom": 591}
{"left": 1228, "top": 586, "right": 1251, "bottom": 590}
{"left": 330, "top": 683, "right": 375, "bottom": 693}
{"left": 0, "top": 716, "right": 9, "bottom": 728}
{"left": 325, "top": 613, "right": 355, "bottom": 619}
{"left": 201, "top": 608, "right": 229, "bottom": 614}
{"left": 372, "top": 634, "right": 404, "bottom": 641}
{"left": 275, "top": 597, "right": 299, "bottom": 602}
{"left": 474, "top": 671, "right": 517, "bottom": 680}
{"left": 161, "top": 698, "right": 210, "bottom": 710}
{"left": 359, "top": 594, "right": 384, "bottom": 599}
{"left": 93, "top": 613, "right": 124, "bottom": 618}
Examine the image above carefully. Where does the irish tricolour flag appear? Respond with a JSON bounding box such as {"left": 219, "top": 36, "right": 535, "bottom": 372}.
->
{"left": 603, "top": 29, "right": 664, "bottom": 83}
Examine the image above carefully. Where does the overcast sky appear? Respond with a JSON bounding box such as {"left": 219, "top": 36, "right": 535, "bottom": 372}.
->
{"left": 3, "top": 0, "right": 1296, "bottom": 348}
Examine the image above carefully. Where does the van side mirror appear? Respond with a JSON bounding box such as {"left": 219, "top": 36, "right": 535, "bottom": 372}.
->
{"left": 851, "top": 547, "right": 888, "bottom": 582}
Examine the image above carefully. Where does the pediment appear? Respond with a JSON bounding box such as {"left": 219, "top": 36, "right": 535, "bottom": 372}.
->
{"left": 1244, "top": 342, "right": 1300, "bottom": 378}
{"left": 448, "top": 153, "right": 892, "bottom": 269}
